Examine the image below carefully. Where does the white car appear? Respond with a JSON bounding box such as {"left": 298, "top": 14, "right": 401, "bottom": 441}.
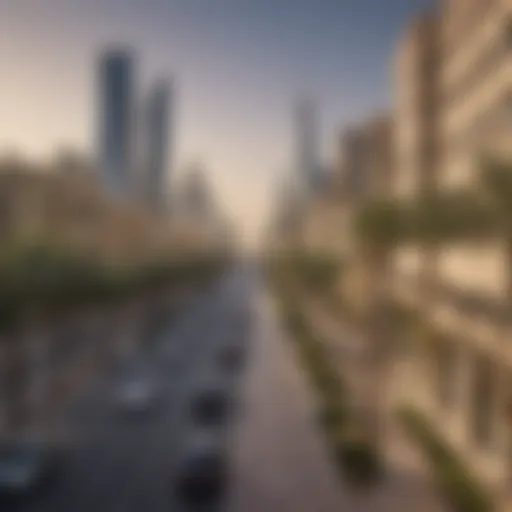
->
{"left": 116, "top": 378, "right": 158, "bottom": 415}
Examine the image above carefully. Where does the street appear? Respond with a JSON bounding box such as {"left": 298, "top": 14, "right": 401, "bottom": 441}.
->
{"left": 2, "top": 268, "right": 253, "bottom": 512}
{"left": 1, "top": 266, "right": 349, "bottom": 512}
{"left": 4, "top": 265, "right": 436, "bottom": 512}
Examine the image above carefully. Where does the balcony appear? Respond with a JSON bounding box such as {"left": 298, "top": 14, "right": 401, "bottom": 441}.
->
{"left": 423, "top": 278, "right": 509, "bottom": 327}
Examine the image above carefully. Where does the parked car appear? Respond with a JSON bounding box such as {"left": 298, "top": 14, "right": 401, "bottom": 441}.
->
{"left": 190, "top": 385, "right": 231, "bottom": 428}
{"left": 175, "top": 432, "right": 228, "bottom": 504}
{"left": 116, "top": 377, "right": 159, "bottom": 416}
{"left": 0, "top": 439, "right": 64, "bottom": 499}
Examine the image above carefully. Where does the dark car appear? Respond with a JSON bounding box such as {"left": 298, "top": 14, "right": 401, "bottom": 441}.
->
{"left": 190, "top": 387, "right": 231, "bottom": 427}
{"left": 217, "top": 344, "right": 245, "bottom": 372}
{"left": 175, "top": 435, "right": 228, "bottom": 504}
{"left": 0, "top": 439, "right": 64, "bottom": 499}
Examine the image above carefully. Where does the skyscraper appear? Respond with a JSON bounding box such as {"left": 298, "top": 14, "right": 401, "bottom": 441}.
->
{"left": 181, "top": 163, "right": 211, "bottom": 222}
{"left": 295, "top": 97, "right": 319, "bottom": 190}
{"left": 98, "top": 47, "right": 135, "bottom": 197}
{"left": 145, "top": 80, "right": 172, "bottom": 212}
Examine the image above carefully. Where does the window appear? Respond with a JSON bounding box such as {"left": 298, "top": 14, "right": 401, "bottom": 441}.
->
{"left": 444, "top": 24, "right": 510, "bottom": 109}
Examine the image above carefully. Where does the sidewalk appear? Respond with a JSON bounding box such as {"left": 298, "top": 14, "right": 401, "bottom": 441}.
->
{"left": 303, "top": 297, "right": 448, "bottom": 512}
{"left": 228, "top": 290, "right": 350, "bottom": 512}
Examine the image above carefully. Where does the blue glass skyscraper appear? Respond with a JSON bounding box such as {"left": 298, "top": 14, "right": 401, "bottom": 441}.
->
{"left": 98, "top": 47, "right": 135, "bottom": 197}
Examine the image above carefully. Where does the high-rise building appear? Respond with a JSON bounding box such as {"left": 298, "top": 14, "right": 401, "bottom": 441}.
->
{"left": 391, "top": 2, "right": 512, "bottom": 500}
{"left": 391, "top": 10, "right": 442, "bottom": 416}
{"left": 394, "top": 12, "right": 440, "bottom": 201}
{"left": 98, "top": 47, "right": 135, "bottom": 197}
{"left": 339, "top": 115, "right": 392, "bottom": 203}
{"left": 295, "top": 97, "right": 319, "bottom": 190}
{"left": 145, "top": 80, "right": 172, "bottom": 212}
{"left": 426, "top": 0, "right": 512, "bottom": 493}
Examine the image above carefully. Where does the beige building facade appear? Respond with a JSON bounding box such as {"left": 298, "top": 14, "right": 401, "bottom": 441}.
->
{"left": 392, "top": 12, "right": 440, "bottom": 301}
{"left": 339, "top": 115, "right": 393, "bottom": 203}
{"left": 394, "top": 12, "right": 439, "bottom": 200}
{"left": 392, "top": 2, "right": 512, "bottom": 504}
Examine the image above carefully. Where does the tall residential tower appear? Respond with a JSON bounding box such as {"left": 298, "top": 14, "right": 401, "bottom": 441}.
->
{"left": 98, "top": 47, "right": 135, "bottom": 197}
{"left": 295, "top": 97, "right": 319, "bottom": 192}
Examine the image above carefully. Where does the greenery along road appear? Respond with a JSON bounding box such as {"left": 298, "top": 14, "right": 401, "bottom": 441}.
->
{"left": 0, "top": 240, "right": 229, "bottom": 332}
{"left": 268, "top": 254, "right": 382, "bottom": 491}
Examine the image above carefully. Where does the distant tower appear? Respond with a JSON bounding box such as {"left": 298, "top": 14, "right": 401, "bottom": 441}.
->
{"left": 182, "top": 163, "right": 211, "bottom": 221}
{"left": 296, "top": 97, "right": 319, "bottom": 190}
{"left": 98, "top": 46, "right": 135, "bottom": 197}
{"left": 145, "top": 80, "right": 172, "bottom": 212}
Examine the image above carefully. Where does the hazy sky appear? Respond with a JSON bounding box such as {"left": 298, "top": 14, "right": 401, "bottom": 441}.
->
{"left": 0, "top": 0, "right": 433, "bottom": 244}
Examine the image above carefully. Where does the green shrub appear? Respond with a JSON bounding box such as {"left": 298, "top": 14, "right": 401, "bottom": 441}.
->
{"left": 0, "top": 244, "right": 227, "bottom": 333}
{"left": 311, "top": 365, "right": 343, "bottom": 398}
{"left": 268, "top": 252, "right": 341, "bottom": 295}
{"left": 333, "top": 434, "right": 381, "bottom": 487}
{"left": 398, "top": 407, "right": 494, "bottom": 512}
{"left": 274, "top": 291, "right": 383, "bottom": 490}
{"left": 317, "top": 400, "right": 347, "bottom": 432}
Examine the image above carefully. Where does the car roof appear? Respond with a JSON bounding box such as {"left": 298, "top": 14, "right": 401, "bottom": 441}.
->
{"left": 185, "top": 429, "right": 222, "bottom": 453}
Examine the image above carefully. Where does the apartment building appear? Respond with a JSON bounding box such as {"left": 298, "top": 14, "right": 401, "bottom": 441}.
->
{"left": 300, "top": 185, "right": 349, "bottom": 257}
{"left": 332, "top": 116, "right": 395, "bottom": 310}
{"left": 342, "top": 115, "right": 394, "bottom": 200}
{"left": 394, "top": 13, "right": 439, "bottom": 200}
{"left": 435, "top": 0, "right": 512, "bottom": 494}
{"left": 392, "top": 12, "right": 440, "bottom": 303}
{"left": 392, "top": 1, "right": 512, "bottom": 500}
{"left": 337, "top": 115, "right": 393, "bottom": 243}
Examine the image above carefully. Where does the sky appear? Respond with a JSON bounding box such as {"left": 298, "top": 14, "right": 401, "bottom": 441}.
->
{"left": 0, "top": 0, "right": 433, "bottom": 245}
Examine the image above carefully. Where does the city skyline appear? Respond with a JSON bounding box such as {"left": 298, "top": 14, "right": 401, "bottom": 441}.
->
{"left": 0, "top": 0, "right": 434, "bottom": 245}
{"left": 2, "top": 1, "right": 511, "bottom": 509}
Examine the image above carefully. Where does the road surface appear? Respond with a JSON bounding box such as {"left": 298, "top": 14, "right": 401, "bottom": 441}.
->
{"left": 2, "top": 268, "right": 252, "bottom": 512}
{"left": 2, "top": 266, "right": 356, "bottom": 512}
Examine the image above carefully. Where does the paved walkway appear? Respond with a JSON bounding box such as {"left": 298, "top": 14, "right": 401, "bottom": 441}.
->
{"left": 229, "top": 290, "right": 354, "bottom": 512}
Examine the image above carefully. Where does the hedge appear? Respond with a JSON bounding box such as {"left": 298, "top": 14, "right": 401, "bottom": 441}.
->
{"left": 0, "top": 246, "right": 228, "bottom": 332}
{"left": 333, "top": 432, "right": 381, "bottom": 487}
{"left": 276, "top": 286, "right": 381, "bottom": 488}
{"left": 398, "top": 407, "right": 494, "bottom": 512}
